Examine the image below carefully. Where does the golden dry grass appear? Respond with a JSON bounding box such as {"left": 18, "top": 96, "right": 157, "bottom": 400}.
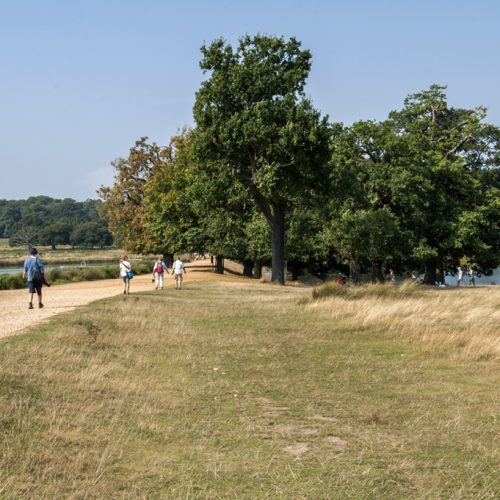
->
{"left": 308, "top": 283, "right": 500, "bottom": 361}
{"left": 0, "top": 277, "right": 499, "bottom": 497}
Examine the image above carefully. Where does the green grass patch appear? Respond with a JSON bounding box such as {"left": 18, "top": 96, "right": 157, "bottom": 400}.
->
{"left": 0, "top": 281, "right": 498, "bottom": 497}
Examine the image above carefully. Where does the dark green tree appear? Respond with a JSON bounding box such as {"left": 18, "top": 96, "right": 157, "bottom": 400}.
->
{"left": 192, "top": 35, "right": 331, "bottom": 284}
{"left": 386, "top": 85, "right": 500, "bottom": 281}
{"left": 70, "top": 221, "right": 113, "bottom": 248}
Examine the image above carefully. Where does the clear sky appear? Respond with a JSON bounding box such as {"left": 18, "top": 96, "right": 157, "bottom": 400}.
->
{"left": 1, "top": 0, "right": 499, "bottom": 200}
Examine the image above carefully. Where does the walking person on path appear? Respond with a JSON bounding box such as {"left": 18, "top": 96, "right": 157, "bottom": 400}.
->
{"left": 152, "top": 257, "right": 168, "bottom": 290}
{"left": 457, "top": 266, "right": 464, "bottom": 287}
{"left": 119, "top": 255, "right": 132, "bottom": 294}
{"left": 172, "top": 257, "right": 187, "bottom": 290}
{"left": 22, "top": 247, "right": 48, "bottom": 309}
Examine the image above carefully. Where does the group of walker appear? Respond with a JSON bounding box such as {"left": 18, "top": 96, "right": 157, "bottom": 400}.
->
{"left": 150, "top": 256, "right": 187, "bottom": 291}
{"left": 118, "top": 254, "right": 186, "bottom": 295}
{"left": 22, "top": 247, "right": 187, "bottom": 310}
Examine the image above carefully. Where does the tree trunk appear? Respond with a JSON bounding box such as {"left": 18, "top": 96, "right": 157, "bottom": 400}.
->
{"left": 163, "top": 253, "right": 174, "bottom": 268}
{"left": 242, "top": 177, "right": 285, "bottom": 285}
{"left": 371, "top": 260, "right": 384, "bottom": 283}
{"left": 242, "top": 260, "right": 253, "bottom": 277}
{"left": 215, "top": 255, "right": 224, "bottom": 274}
{"left": 424, "top": 258, "right": 437, "bottom": 284}
{"left": 271, "top": 205, "right": 285, "bottom": 285}
{"left": 253, "top": 261, "right": 262, "bottom": 279}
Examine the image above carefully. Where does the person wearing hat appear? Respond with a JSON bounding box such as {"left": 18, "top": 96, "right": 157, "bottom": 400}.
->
{"left": 22, "top": 247, "right": 46, "bottom": 309}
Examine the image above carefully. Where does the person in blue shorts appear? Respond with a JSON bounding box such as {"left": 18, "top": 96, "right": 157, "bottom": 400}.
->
{"left": 22, "top": 247, "right": 46, "bottom": 309}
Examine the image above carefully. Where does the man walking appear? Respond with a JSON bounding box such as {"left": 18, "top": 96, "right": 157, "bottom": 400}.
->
{"left": 152, "top": 257, "right": 168, "bottom": 290}
{"left": 22, "top": 247, "right": 46, "bottom": 309}
{"left": 172, "top": 256, "right": 187, "bottom": 290}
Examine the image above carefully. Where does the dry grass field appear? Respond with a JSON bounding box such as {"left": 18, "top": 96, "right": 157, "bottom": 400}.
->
{"left": 0, "top": 277, "right": 498, "bottom": 497}
{"left": 310, "top": 282, "right": 500, "bottom": 361}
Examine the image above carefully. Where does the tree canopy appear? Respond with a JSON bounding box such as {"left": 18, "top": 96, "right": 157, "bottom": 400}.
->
{"left": 191, "top": 35, "right": 332, "bottom": 283}
{"left": 0, "top": 197, "right": 112, "bottom": 249}
{"left": 99, "top": 37, "right": 499, "bottom": 283}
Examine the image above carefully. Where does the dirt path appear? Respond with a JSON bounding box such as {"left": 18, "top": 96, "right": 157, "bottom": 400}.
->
{"left": 0, "top": 259, "right": 247, "bottom": 340}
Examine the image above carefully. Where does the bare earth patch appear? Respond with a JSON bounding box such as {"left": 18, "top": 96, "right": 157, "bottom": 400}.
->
{"left": 325, "top": 436, "right": 347, "bottom": 450}
{"left": 310, "top": 415, "right": 338, "bottom": 422}
{"left": 283, "top": 443, "right": 309, "bottom": 457}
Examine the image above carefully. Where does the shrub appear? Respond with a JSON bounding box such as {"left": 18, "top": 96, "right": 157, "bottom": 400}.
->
{"left": 0, "top": 273, "right": 25, "bottom": 290}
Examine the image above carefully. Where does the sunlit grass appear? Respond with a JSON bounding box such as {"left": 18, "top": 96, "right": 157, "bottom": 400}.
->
{"left": 0, "top": 280, "right": 498, "bottom": 497}
{"left": 309, "top": 282, "right": 500, "bottom": 361}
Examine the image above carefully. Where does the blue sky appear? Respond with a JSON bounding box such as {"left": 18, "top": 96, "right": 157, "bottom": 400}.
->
{"left": 1, "top": 0, "right": 499, "bottom": 200}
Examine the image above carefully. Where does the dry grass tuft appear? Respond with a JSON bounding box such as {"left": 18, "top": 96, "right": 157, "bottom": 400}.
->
{"left": 362, "top": 410, "right": 383, "bottom": 425}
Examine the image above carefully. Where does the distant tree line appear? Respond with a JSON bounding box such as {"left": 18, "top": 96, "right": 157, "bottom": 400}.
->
{"left": 99, "top": 35, "right": 500, "bottom": 284}
{"left": 0, "top": 196, "right": 113, "bottom": 249}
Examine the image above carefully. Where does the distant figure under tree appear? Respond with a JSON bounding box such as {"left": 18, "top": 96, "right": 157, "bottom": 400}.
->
{"left": 468, "top": 268, "right": 477, "bottom": 287}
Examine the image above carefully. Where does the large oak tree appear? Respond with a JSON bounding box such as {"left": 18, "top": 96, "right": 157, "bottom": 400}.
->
{"left": 192, "top": 35, "right": 331, "bottom": 284}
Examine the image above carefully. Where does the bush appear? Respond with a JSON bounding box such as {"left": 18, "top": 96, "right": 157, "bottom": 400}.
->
{"left": 0, "top": 273, "right": 25, "bottom": 290}
{"left": 133, "top": 261, "right": 151, "bottom": 274}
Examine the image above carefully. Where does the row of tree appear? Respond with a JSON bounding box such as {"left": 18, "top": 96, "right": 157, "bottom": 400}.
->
{"left": 0, "top": 197, "right": 113, "bottom": 249}
{"left": 99, "top": 35, "right": 499, "bottom": 284}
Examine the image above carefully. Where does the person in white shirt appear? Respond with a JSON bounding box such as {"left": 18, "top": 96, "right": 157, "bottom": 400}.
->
{"left": 152, "top": 257, "right": 168, "bottom": 290}
{"left": 172, "top": 257, "right": 186, "bottom": 290}
{"left": 119, "top": 255, "right": 132, "bottom": 294}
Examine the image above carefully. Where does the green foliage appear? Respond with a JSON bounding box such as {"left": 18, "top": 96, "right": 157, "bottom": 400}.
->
{"left": 192, "top": 35, "right": 331, "bottom": 283}
{"left": 96, "top": 35, "right": 499, "bottom": 282}
{"left": 98, "top": 138, "right": 170, "bottom": 253}
{"left": 328, "top": 85, "right": 500, "bottom": 281}
{"left": 70, "top": 221, "right": 113, "bottom": 248}
{"left": 0, "top": 273, "right": 24, "bottom": 290}
{"left": 0, "top": 197, "right": 112, "bottom": 249}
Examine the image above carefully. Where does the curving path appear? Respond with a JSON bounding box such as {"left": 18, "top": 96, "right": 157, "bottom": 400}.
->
{"left": 0, "top": 259, "right": 246, "bottom": 340}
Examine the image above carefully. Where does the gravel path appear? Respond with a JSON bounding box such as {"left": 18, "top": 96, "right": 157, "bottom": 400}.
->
{"left": 0, "top": 275, "right": 155, "bottom": 339}
{"left": 0, "top": 260, "right": 248, "bottom": 340}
